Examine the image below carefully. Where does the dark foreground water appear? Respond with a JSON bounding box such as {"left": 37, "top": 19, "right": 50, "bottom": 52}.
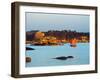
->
{"left": 26, "top": 43, "right": 89, "bottom": 67}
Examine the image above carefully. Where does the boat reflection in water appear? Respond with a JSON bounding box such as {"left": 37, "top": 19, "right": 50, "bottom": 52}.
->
{"left": 70, "top": 38, "right": 77, "bottom": 47}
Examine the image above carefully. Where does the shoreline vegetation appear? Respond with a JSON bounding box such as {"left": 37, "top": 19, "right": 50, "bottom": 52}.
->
{"left": 26, "top": 30, "right": 89, "bottom": 46}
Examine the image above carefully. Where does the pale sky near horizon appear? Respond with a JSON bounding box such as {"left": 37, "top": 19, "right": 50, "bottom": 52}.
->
{"left": 25, "top": 12, "right": 90, "bottom": 32}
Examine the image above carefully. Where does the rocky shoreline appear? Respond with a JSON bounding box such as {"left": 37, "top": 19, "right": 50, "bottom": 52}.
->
{"left": 26, "top": 47, "right": 35, "bottom": 50}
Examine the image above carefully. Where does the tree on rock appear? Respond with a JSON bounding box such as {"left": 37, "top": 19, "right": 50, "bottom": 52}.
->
{"left": 35, "top": 32, "right": 45, "bottom": 39}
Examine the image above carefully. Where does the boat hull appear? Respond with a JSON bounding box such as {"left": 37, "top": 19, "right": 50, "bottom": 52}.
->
{"left": 70, "top": 44, "right": 77, "bottom": 47}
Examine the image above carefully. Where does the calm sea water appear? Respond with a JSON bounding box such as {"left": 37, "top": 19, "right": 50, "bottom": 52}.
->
{"left": 26, "top": 43, "right": 89, "bottom": 67}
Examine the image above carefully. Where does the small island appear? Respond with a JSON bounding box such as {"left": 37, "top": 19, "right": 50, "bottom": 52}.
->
{"left": 26, "top": 47, "right": 35, "bottom": 50}
{"left": 52, "top": 56, "right": 74, "bottom": 60}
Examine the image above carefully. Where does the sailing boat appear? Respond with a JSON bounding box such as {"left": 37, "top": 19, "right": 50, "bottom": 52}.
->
{"left": 70, "top": 38, "right": 77, "bottom": 47}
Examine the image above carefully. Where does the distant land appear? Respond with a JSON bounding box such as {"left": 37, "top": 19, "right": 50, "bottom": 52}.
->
{"left": 26, "top": 30, "right": 89, "bottom": 45}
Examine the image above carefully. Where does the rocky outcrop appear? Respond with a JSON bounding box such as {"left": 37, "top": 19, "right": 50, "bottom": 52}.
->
{"left": 26, "top": 47, "right": 35, "bottom": 50}
{"left": 53, "top": 56, "right": 74, "bottom": 60}
{"left": 26, "top": 57, "right": 31, "bottom": 62}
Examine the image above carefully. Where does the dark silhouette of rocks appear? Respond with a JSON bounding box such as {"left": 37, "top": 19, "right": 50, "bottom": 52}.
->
{"left": 26, "top": 57, "right": 31, "bottom": 62}
{"left": 53, "top": 56, "right": 74, "bottom": 60}
{"left": 67, "top": 56, "right": 74, "bottom": 58}
{"left": 26, "top": 47, "right": 35, "bottom": 50}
